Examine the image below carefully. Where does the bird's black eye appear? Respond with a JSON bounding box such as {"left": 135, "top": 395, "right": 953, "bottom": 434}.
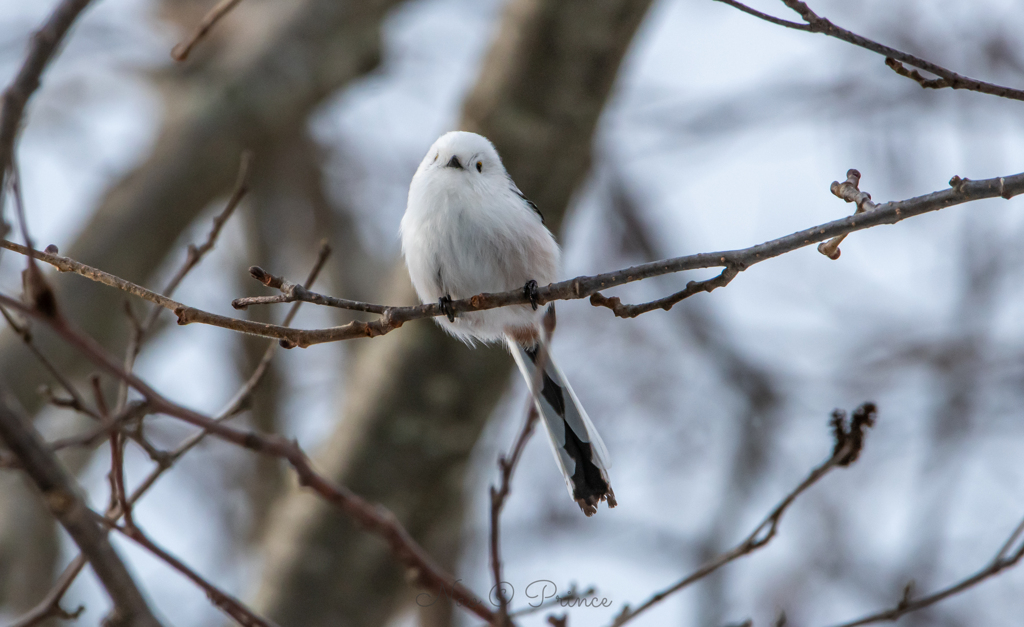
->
{"left": 476, "top": 161, "right": 483, "bottom": 173}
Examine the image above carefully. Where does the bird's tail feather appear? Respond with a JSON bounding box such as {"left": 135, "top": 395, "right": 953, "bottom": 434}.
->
{"left": 509, "top": 340, "right": 615, "bottom": 516}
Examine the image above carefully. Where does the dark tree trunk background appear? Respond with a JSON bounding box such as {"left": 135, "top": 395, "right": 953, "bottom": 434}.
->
{"left": 252, "top": 2, "right": 653, "bottom": 625}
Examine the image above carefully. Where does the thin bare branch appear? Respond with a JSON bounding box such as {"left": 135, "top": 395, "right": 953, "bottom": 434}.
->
{"left": 0, "top": 304, "right": 97, "bottom": 418}
{"left": 116, "top": 151, "right": 253, "bottom": 409}
{"left": 171, "top": 0, "right": 248, "bottom": 62}
{"left": 0, "top": 239, "right": 182, "bottom": 310}
{"left": 829, "top": 513, "right": 1024, "bottom": 627}
{"left": 490, "top": 401, "right": 542, "bottom": 624}
{"left": 7, "top": 243, "right": 330, "bottom": 624}
{"left": 0, "top": 394, "right": 162, "bottom": 627}
{"left": 102, "top": 517, "right": 279, "bottom": 627}
{"left": 158, "top": 152, "right": 253, "bottom": 300}
{"left": 4, "top": 169, "right": 1024, "bottom": 347}
{"left": 711, "top": 0, "right": 811, "bottom": 31}
{"left": 232, "top": 265, "right": 387, "bottom": 315}
{"left": 610, "top": 403, "right": 878, "bottom": 627}
{"left": 726, "top": 0, "right": 1024, "bottom": 101}
{"left": 0, "top": 292, "right": 495, "bottom": 624}
{"left": 6, "top": 555, "right": 87, "bottom": 627}
{"left": 0, "top": 0, "right": 95, "bottom": 197}
{"left": 489, "top": 311, "right": 557, "bottom": 622}
{"left": 589, "top": 265, "right": 738, "bottom": 318}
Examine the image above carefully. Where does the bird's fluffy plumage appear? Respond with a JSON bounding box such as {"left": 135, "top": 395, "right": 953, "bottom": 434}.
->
{"left": 401, "top": 131, "right": 557, "bottom": 343}
{"left": 401, "top": 131, "right": 615, "bottom": 516}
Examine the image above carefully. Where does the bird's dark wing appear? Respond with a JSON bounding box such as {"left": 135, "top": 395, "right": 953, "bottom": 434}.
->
{"left": 508, "top": 176, "right": 544, "bottom": 224}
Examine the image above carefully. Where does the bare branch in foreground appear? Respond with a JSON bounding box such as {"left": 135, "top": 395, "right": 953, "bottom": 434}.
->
{"left": 0, "top": 304, "right": 98, "bottom": 419}
{"left": 609, "top": 403, "right": 878, "bottom": 627}
{"left": 116, "top": 151, "right": 252, "bottom": 409}
{"left": 0, "top": 239, "right": 182, "bottom": 310}
{"left": 102, "top": 517, "right": 279, "bottom": 627}
{"left": 0, "top": 0, "right": 95, "bottom": 198}
{"left": 829, "top": 514, "right": 1024, "bottom": 627}
{"left": 227, "top": 168, "right": 1024, "bottom": 333}
{"left": 146, "top": 151, "right": 252, "bottom": 316}
{"left": 489, "top": 407, "right": 540, "bottom": 624}
{"left": 6, "top": 242, "right": 331, "bottom": 626}
{"left": 0, "top": 394, "right": 163, "bottom": 627}
{"left": 713, "top": 0, "right": 811, "bottom": 31}
{"left": 716, "top": 0, "right": 1024, "bottom": 101}
{"left": 3, "top": 168, "right": 1023, "bottom": 348}
{"left": 171, "top": 0, "right": 248, "bottom": 61}
{"left": 0, "top": 294, "right": 496, "bottom": 625}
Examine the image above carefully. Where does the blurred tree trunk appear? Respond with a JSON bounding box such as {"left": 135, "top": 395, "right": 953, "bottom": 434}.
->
{"left": 0, "top": 0, "right": 398, "bottom": 615}
{"left": 0, "top": 0, "right": 398, "bottom": 411}
{"left": 235, "top": 129, "right": 365, "bottom": 545}
{"left": 252, "top": 1, "right": 653, "bottom": 626}
{"left": 0, "top": 473, "right": 58, "bottom": 615}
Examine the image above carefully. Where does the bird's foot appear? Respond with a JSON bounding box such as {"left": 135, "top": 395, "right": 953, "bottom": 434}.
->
{"left": 523, "top": 279, "right": 540, "bottom": 311}
{"left": 438, "top": 294, "right": 456, "bottom": 322}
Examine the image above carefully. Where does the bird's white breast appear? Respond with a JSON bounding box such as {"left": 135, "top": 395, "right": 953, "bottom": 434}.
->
{"left": 401, "top": 163, "right": 559, "bottom": 343}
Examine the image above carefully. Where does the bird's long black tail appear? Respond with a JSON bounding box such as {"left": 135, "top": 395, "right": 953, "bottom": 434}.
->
{"left": 510, "top": 341, "right": 615, "bottom": 516}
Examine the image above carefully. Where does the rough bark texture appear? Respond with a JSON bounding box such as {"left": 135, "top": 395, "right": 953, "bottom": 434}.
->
{"left": 252, "top": 1, "right": 654, "bottom": 626}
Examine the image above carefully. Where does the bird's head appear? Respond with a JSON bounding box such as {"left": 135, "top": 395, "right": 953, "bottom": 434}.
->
{"left": 418, "top": 131, "right": 506, "bottom": 180}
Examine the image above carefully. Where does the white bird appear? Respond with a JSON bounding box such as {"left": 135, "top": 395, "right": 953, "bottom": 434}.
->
{"left": 401, "top": 131, "right": 615, "bottom": 516}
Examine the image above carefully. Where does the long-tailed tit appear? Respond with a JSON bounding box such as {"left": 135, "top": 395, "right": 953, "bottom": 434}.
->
{"left": 401, "top": 131, "right": 615, "bottom": 516}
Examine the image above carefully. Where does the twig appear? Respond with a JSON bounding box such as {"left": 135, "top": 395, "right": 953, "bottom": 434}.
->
{"left": 108, "top": 425, "right": 132, "bottom": 528}
{"left": 715, "top": 0, "right": 1024, "bottom": 101}
{"left": 610, "top": 403, "right": 878, "bottom": 627}
{"left": 8, "top": 162, "right": 60, "bottom": 336}
{"left": 0, "top": 282, "right": 495, "bottom": 624}
{"left": 490, "top": 311, "right": 556, "bottom": 622}
{"left": 6, "top": 554, "right": 87, "bottom": 627}
{"left": 0, "top": 0, "right": 95, "bottom": 196}
{"left": 0, "top": 304, "right": 97, "bottom": 418}
{"left": 232, "top": 265, "right": 387, "bottom": 314}
{"left": 155, "top": 152, "right": 253, "bottom": 301}
{"left": 818, "top": 169, "right": 877, "bottom": 260}
{"left": 8, "top": 243, "right": 330, "bottom": 625}
{"left": 5, "top": 168, "right": 1024, "bottom": 346}
{"left": 43, "top": 401, "right": 148, "bottom": 453}
{"left": 0, "top": 239, "right": 181, "bottom": 310}
{"left": 884, "top": 58, "right": 952, "bottom": 90}
{"left": 185, "top": 168, "right": 1024, "bottom": 337}
{"left": 171, "top": 0, "right": 247, "bottom": 62}
{"left": 712, "top": 0, "right": 811, "bottom": 31}
{"left": 490, "top": 403, "right": 542, "bottom": 624}
{"left": 101, "top": 516, "right": 279, "bottom": 627}
{"left": 115, "top": 151, "right": 252, "bottom": 409}
{"left": 589, "top": 265, "right": 738, "bottom": 317}
{"left": 828, "top": 513, "right": 1024, "bottom": 627}
{"left": 0, "top": 394, "right": 162, "bottom": 627}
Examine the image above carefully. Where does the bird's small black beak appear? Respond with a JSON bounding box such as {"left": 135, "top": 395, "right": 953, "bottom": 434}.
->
{"left": 445, "top": 155, "right": 463, "bottom": 169}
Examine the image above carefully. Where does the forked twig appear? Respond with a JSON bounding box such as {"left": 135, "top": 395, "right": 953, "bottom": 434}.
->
{"left": 610, "top": 403, "right": 878, "bottom": 627}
